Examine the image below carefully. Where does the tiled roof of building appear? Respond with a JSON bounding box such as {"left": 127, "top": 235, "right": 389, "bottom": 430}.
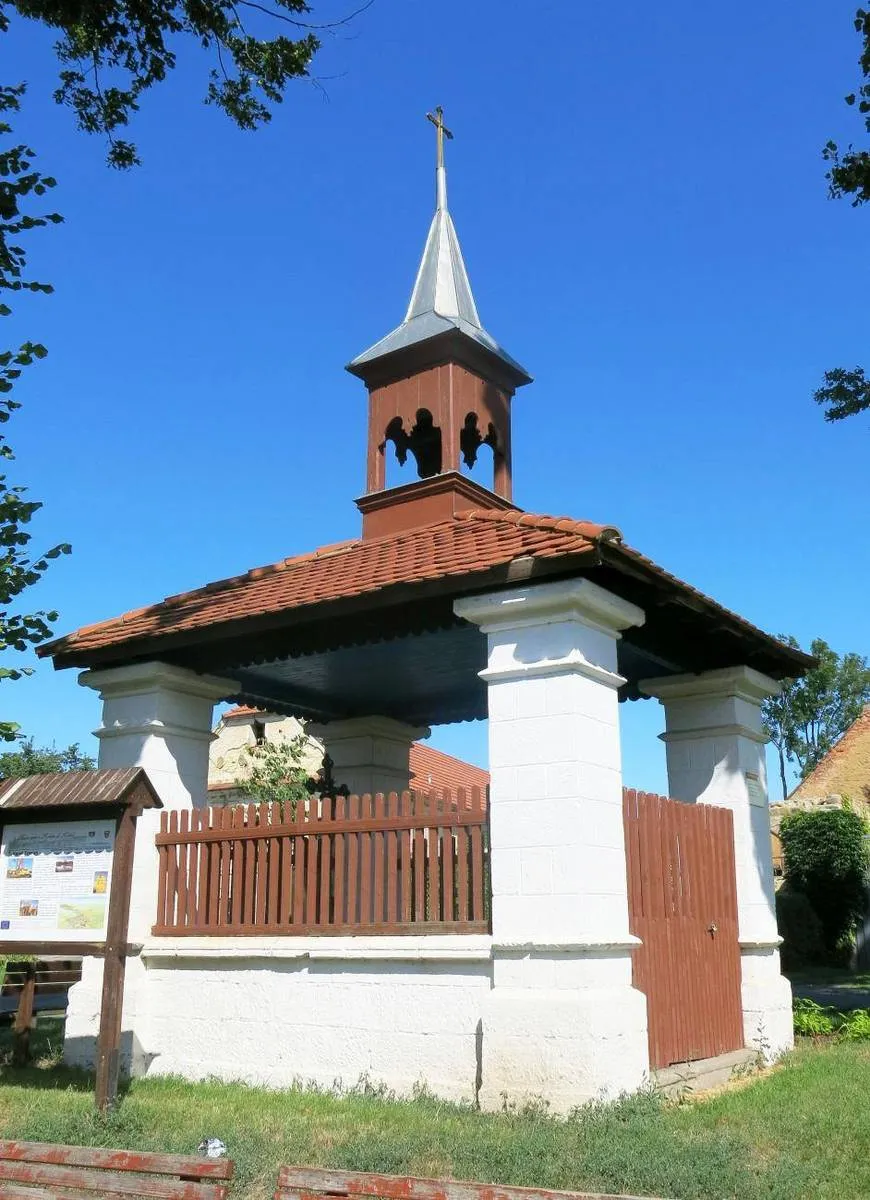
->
{"left": 222, "top": 705, "right": 264, "bottom": 720}
{"left": 40, "top": 507, "right": 811, "bottom": 675}
{"left": 787, "top": 705, "right": 870, "bottom": 805}
{"left": 410, "top": 743, "right": 489, "bottom": 797}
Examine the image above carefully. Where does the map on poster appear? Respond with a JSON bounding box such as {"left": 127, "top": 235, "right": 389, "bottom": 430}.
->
{"left": 0, "top": 819, "right": 114, "bottom": 941}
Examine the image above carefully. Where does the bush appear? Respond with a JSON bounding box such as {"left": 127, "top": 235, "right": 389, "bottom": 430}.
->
{"left": 776, "top": 887, "right": 826, "bottom": 970}
{"left": 793, "top": 997, "right": 837, "bottom": 1036}
{"left": 780, "top": 809, "right": 869, "bottom": 959}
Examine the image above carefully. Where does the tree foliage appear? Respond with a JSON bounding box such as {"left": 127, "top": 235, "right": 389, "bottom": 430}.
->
{"left": 3, "top": 0, "right": 350, "bottom": 168}
{"left": 233, "top": 732, "right": 314, "bottom": 813}
{"left": 0, "top": 735, "right": 94, "bottom": 779}
{"left": 0, "top": 86, "right": 70, "bottom": 741}
{"left": 816, "top": 9, "right": 870, "bottom": 422}
{"left": 762, "top": 637, "right": 870, "bottom": 799}
{"left": 780, "top": 808, "right": 869, "bottom": 958}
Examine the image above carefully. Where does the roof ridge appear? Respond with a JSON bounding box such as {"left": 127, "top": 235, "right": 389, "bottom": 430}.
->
{"left": 788, "top": 703, "right": 870, "bottom": 800}
{"left": 456, "top": 507, "right": 623, "bottom": 542}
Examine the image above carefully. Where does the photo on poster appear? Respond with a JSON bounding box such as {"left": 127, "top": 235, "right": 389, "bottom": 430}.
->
{"left": 6, "top": 856, "right": 33, "bottom": 880}
{"left": 92, "top": 871, "right": 108, "bottom": 895}
{"left": 18, "top": 899, "right": 38, "bottom": 917}
{"left": 58, "top": 898, "right": 106, "bottom": 930}
{"left": 55, "top": 859, "right": 74, "bottom": 874}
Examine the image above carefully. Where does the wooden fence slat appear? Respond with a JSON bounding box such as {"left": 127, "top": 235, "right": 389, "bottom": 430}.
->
{"left": 217, "top": 806, "right": 232, "bottom": 928}
{"left": 440, "top": 789, "right": 454, "bottom": 923}
{"left": 306, "top": 797, "right": 320, "bottom": 927}
{"left": 414, "top": 791, "right": 427, "bottom": 922}
{"left": 400, "top": 791, "right": 412, "bottom": 924}
{"left": 385, "top": 792, "right": 398, "bottom": 926}
{"left": 469, "top": 788, "right": 484, "bottom": 923}
{"left": 333, "top": 795, "right": 346, "bottom": 926}
{"left": 230, "top": 805, "right": 244, "bottom": 929}
{"left": 359, "top": 794, "right": 373, "bottom": 925}
{"left": 177, "top": 810, "right": 190, "bottom": 930}
{"left": 319, "top": 795, "right": 333, "bottom": 926}
{"left": 346, "top": 792, "right": 360, "bottom": 926}
{"left": 427, "top": 790, "right": 440, "bottom": 924}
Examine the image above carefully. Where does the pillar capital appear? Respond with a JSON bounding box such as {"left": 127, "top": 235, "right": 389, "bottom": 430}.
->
{"left": 80, "top": 661, "right": 237, "bottom": 705}
{"left": 455, "top": 577, "right": 645, "bottom": 636}
{"left": 639, "top": 665, "right": 780, "bottom": 706}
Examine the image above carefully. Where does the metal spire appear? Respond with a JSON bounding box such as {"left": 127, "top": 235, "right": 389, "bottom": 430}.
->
{"left": 348, "top": 108, "right": 530, "bottom": 383}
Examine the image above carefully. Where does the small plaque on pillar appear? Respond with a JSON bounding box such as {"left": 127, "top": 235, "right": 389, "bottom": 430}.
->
{"left": 745, "top": 772, "right": 766, "bottom": 808}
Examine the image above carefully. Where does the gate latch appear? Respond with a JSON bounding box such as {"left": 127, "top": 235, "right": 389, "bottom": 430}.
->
{"left": 707, "top": 922, "right": 718, "bottom": 936}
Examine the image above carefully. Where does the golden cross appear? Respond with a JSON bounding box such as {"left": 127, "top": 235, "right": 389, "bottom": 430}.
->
{"left": 426, "top": 106, "right": 453, "bottom": 170}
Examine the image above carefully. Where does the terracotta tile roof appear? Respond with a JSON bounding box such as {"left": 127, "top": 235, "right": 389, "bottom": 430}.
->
{"left": 221, "top": 705, "right": 264, "bottom": 720}
{"left": 39, "top": 506, "right": 811, "bottom": 677}
{"left": 410, "top": 743, "right": 489, "bottom": 798}
{"left": 787, "top": 705, "right": 870, "bottom": 803}
{"left": 41, "top": 509, "right": 613, "bottom": 661}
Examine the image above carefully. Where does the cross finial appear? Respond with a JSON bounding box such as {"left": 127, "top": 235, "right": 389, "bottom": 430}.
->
{"left": 426, "top": 106, "right": 453, "bottom": 209}
{"left": 426, "top": 106, "right": 453, "bottom": 169}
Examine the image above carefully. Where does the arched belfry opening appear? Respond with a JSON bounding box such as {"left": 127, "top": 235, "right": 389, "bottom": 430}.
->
{"left": 347, "top": 107, "right": 531, "bottom": 539}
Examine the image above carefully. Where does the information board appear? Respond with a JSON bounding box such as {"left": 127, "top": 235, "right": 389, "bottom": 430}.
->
{"left": 0, "top": 819, "right": 115, "bottom": 941}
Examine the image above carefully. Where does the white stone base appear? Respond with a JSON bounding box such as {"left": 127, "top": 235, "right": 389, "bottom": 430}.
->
{"left": 62, "top": 938, "right": 653, "bottom": 1109}
{"left": 740, "top": 944, "right": 794, "bottom": 1061}
{"left": 478, "top": 947, "right": 649, "bottom": 1112}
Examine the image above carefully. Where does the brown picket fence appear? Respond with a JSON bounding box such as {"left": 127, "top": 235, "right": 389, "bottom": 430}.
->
{"left": 153, "top": 788, "right": 490, "bottom": 936}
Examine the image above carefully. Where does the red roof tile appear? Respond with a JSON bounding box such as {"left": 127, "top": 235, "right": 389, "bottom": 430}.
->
{"left": 41, "top": 509, "right": 610, "bottom": 660}
{"left": 410, "top": 743, "right": 489, "bottom": 797}
{"left": 39, "top": 506, "right": 810, "bottom": 675}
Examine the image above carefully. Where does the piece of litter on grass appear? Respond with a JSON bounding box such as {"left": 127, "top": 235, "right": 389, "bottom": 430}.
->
{"left": 197, "top": 1138, "right": 228, "bottom": 1159}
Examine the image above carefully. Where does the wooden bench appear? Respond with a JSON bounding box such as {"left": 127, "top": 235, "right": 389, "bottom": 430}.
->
{"left": 0, "top": 1140, "right": 234, "bottom": 1198}
{"left": 274, "top": 1166, "right": 666, "bottom": 1200}
{"left": 0, "top": 959, "right": 84, "bottom": 1065}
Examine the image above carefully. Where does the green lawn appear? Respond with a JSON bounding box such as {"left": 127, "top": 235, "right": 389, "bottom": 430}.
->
{"left": 0, "top": 1021, "right": 868, "bottom": 1200}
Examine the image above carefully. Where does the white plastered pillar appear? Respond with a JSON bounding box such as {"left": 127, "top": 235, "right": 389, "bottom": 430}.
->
{"left": 456, "top": 578, "right": 650, "bottom": 1111}
{"left": 308, "top": 716, "right": 430, "bottom": 797}
{"left": 640, "top": 666, "right": 793, "bottom": 1059}
{"left": 65, "top": 662, "right": 236, "bottom": 1073}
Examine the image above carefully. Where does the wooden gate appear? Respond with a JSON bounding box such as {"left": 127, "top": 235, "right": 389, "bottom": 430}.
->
{"left": 623, "top": 789, "right": 744, "bottom": 1068}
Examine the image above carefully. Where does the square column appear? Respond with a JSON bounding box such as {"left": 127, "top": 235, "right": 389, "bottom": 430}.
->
{"left": 640, "top": 667, "right": 793, "bottom": 1058}
{"left": 67, "top": 663, "right": 236, "bottom": 1074}
{"left": 308, "top": 716, "right": 430, "bottom": 798}
{"left": 456, "top": 578, "right": 649, "bottom": 1110}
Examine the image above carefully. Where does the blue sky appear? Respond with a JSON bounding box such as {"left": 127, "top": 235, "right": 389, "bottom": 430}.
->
{"left": 4, "top": 1, "right": 868, "bottom": 799}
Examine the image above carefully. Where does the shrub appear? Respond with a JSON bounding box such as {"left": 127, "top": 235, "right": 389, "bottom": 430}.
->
{"left": 838, "top": 1009, "right": 870, "bottom": 1041}
{"left": 780, "top": 808, "right": 869, "bottom": 958}
{"left": 776, "top": 887, "right": 826, "bottom": 970}
{"left": 793, "top": 997, "right": 837, "bottom": 1037}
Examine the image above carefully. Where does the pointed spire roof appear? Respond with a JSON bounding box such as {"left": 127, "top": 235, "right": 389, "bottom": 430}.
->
{"left": 348, "top": 112, "right": 531, "bottom": 385}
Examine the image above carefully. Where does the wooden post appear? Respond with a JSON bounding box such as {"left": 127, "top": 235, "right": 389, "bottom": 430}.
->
{"left": 12, "top": 962, "right": 36, "bottom": 1066}
{"left": 95, "top": 804, "right": 138, "bottom": 1112}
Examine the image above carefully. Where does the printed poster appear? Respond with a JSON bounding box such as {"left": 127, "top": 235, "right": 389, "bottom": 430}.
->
{"left": 0, "top": 819, "right": 115, "bottom": 941}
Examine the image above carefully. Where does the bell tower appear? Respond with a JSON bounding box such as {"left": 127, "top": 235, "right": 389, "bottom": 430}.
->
{"left": 347, "top": 108, "right": 532, "bottom": 539}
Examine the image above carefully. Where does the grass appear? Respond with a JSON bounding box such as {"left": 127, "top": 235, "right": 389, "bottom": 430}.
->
{"left": 1, "top": 1022, "right": 870, "bottom": 1199}
{"left": 786, "top": 966, "right": 870, "bottom": 989}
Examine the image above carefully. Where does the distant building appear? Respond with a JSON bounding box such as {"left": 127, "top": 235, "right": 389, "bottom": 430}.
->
{"left": 207, "top": 705, "right": 488, "bottom": 803}
{"left": 770, "top": 705, "right": 870, "bottom": 873}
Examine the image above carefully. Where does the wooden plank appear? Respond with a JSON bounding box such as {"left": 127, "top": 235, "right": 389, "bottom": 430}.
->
{"left": 427, "top": 790, "right": 441, "bottom": 924}
{"left": 455, "top": 788, "right": 469, "bottom": 923}
{"left": 292, "top": 816, "right": 306, "bottom": 928}
{"left": 359, "top": 793, "right": 373, "bottom": 925}
{"left": 154, "top": 810, "right": 487, "bottom": 845}
{"left": 177, "top": 810, "right": 190, "bottom": 930}
{"left": 96, "top": 803, "right": 139, "bottom": 1111}
{"left": 0, "top": 1159, "right": 226, "bottom": 1198}
{"left": 306, "top": 800, "right": 320, "bottom": 928}
{"left": 333, "top": 795, "right": 347, "bottom": 926}
{"left": 187, "top": 810, "right": 201, "bottom": 930}
{"left": 413, "top": 791, "right": 427, "bottom": 922}
{"left": 280, "top": 803, "right": 293, "bottom": 927}
{"left": 385, "top": 792, "right": 398, "bottom": 926}
{"left": 346, "top": 792, "right": 360, "bottom": 925}
{"left": 207, "top": 809, "right": 220, "bottom": 929}
{"left": 440, "top": 789, "right": 454, "bottom": 923}
{"left": 230, "top": 805, "right": 244, "bottom": 929}
{"left": 267, "top": 802, "right": 281, "bottom": 928}
{"left": 218, "top": 806, "right": 232, "bottom": 928}
{"left": 12, "top": 963, "right": 35, "bottom": 1066}
{"left": 0, "top": 1141, "right": 233, "bottom": 1179}
{"left": 150, "top": 921, "right": 490, "bottom": 938}
{"left": 156, "top": 812, "right": 169, "bottom": 931}
{"left": 469, "top": 787, "right": 484, "bottom": 923}
{"left": 243, "top": 804, "right": 257, "bottom": 927}
{"left": 274, "top": 1165, "right": 660, "bottom": 1200}
{"left": 372, "top": 793, "right": 386, "bottom": 925}
{"left": 197, "top": 809, "right": 210, "bottom": 931}
{"left": 255, "top": 804, "right": 268, "bottom": 927}
{"left": 319, "top": 795, "right": 334, "bottom": 926}
{"left": 399, "top": 791, "right": 412, "bottom": 924}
